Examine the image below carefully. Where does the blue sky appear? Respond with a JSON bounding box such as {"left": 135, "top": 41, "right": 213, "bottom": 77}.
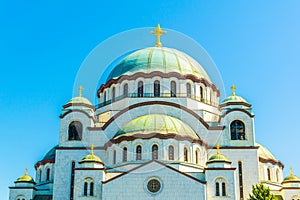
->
{"left": 1, "top": 1, "right": 300, "bottom": 199}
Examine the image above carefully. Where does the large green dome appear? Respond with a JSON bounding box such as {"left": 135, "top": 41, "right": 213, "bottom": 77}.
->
{"left": 114, "top": 114, "right": 199, "bottom": 139}
{"left": 107, "top": 47, "right": 210, "bottom": 81}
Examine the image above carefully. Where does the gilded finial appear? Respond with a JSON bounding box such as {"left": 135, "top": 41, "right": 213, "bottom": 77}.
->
{"left": 78, "top": 86, "right": 84, "bottom": 97}
{"left": 290, "top": 166, "right": 293, "bottom": 176}
{"left": 151, "top": 24, "right": 167, "bottom": 47}
{"left": 91, "top": 144, "right": 95, "bottom": 156}
{"left": 231, "top": 84, "right": 236, "bottom": 96}
{"left": 25, "top": 166, "right": 28, "bottom": 175}
{"left": 216, "top": 144, "right": 220, "bottom": 155}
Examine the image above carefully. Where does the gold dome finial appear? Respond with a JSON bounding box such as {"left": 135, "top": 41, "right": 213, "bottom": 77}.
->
{"left": 290, "top": 166, "right": 293, "bottom": 176}
{"left": 91, "top": 144, "right": 95, "bottom": 156}
{"left": 78, "top": 86, "right": 84, "bottom": 97}
{"left": 151, "top": 24, "right": 167, "bottom": 47}
{"left": 216, "top": 144, "right": 220, "bottom": 155}
{"left": 25, "top": 166, "right": 28, "bottom": 175}
{"left": 231, "top": 84, "right": 236, "bottom": 96}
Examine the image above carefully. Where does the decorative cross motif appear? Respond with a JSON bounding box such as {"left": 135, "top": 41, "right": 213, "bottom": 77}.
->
{"left": 78, "top": 86, "right": 83, "bottom": 97}
{"left": 25, "top": 166, "right": 28, "bottom": 175}
{"left": 231, "top": 84, "right": 236, "bottom": 96}
{"left": 151, "top": 24, "right": 167, "bottom": 47}
{"left": 290, "top": 166, "right": 293, "bottom": 175}
{"left": 216, "top": 144, "right": 220, "bottom": 155}
{"left": 91, "top": 144, "right": 95, "bottom": 155}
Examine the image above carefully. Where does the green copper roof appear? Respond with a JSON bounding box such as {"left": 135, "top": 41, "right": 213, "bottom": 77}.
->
{"left": 107, "top": 47, "right": 210, "bottom": 81}
{"left": 207, "top": 152, "right": 230, "bottom": 163}
{"left": 80, "top": 152, "right": 103, "bottom": 164}
{"left": 283, "top": 174, "right": 300, "bottom": 183}
{"left": 222, "top": 95, "right": 248, "bottom": 104}
{"left": 67, "top": 96, "right": 92, "bottom": 106}
{"left": 114, "top": 114, "right": 199, "bottom": 139}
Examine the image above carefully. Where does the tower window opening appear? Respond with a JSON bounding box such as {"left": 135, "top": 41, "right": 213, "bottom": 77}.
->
{"left": 138, "top": 81, "right": 144, "bottom": 97}
{"left": 152, "top": 144, "right": 158, "bottom": 160}
{"left": 171, "top": 81, "right": 176, "bottom": 97}
{"left": 230, "top": 120, "right": 245, "bottom": 140}
{"left": 186, "top": 83, "right": 191, "bottom": 97}
{"left": 154, "top": 80, "right": 160, "bottom": 97}
{"left": 123, "top": 147, "right": 128, "bottom": 162}
{"left": 169, "top": 145, "right": 174, "bottom": 160}
{"left": 68, "top": 121, "right": 83, "bottom": 141}
{"left": 136, "top": 145, "right": 142, "bottom": 160}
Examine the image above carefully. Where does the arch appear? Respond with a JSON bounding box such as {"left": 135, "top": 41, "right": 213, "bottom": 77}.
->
{"left": 215, "top": 178, "right": 227, "bottom": 197}
{"left": 113, "top": 150, "right": 116, "bottom": 164}
{"left": 83, "top": 182, "right": 88, "bottom": 196}
{"left": 138, "top": 81, "right": 143, "bottom": 97}
{"left": 168, "top": 145, "right": 174, "bottom": 160}
{"left": 46, "top": 168, "right": 50, "bottom": 181}
{"left": 170, "top": 81, "right": 176, "bottom": 97}
{"left": 123, "top": 147, "right": 128, "bottom": 162}
{"left": 154, "top": 80, "right": 160, "bottom": 97}
{"left": 136, "top": 145, "right": 142, "bottom": 160}
{"left": 68, "top": 121, "right": 83, "bottom": 141}
{"left": 123, "top": 83, "right": 128, "bottom": 97}
{"left": 276, "top": 169, "right": 280, "bottom": 182}
{"left": 195, "top": 148, "right": 200, "bottom": 164}
{"left": 267, "top": 168, "right": 271, "bottom": 181}
{"left": 200, "top": 86, "right": 204, "bottom": 101}
{"left": 184, "top": 147, "right": 189, "bottom": 162}
{"left": 186, "top": 83, "right": 191, "bottom": 97}
{"left": 112, "top": 87, "right": 116, "bottom": 102}
{"left": 90, "top": 182, "right": 94, "bottom": 196}
{"left": 152, "top": 144, "right": 158, "bottom": 160}
{"left": 103, "top": 91, "right": 107, "bottom": 102}
{"left": 230, "top": 120, "right": 245, "bottom": 140}
{"left": 16, "top": 195, "right": 25, "bottom": 200}
{"left": 39, "top": 169, "right": 42, "bottom": 183}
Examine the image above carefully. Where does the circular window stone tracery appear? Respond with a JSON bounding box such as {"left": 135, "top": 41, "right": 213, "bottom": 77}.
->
{"left": 147, "top": 179, "right": 161, "bottom": 193}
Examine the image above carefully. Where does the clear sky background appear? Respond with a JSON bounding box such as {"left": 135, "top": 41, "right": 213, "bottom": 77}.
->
{"left": 1, "top": 1, "right": 300, "bottom": 199}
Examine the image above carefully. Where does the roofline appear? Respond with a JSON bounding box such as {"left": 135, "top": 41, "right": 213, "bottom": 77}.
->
{"left": 59, "top": 109, "right": 96, "bottom": 122}
{"left": 220, "top": 101, "right": 252, "bottom": 108}
{"left": 102, "top": 160, "right": 206, "bottom": 184}
{"left": 63, "top": 103, "right": 95, "bottom": 110}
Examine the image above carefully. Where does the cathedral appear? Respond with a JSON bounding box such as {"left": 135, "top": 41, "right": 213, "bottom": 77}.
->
{"left": 9, "top": 25, "right": 300, "bottom": 200}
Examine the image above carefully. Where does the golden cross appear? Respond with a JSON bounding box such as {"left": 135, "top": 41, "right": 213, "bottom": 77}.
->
{"left": 290, "top": 166, "right": 293, "bottom": 176}
{"left": 231, "top": 84, "right": 236, "bottom": 96}
{"left": 25, "top": 166, "right": 28, "bottom": 175}
{"left": 216, "top": 144, "right": 220, "bottom": 155}
{"left": 151, "top": 24, "right": 167, "bottom": 47}
{"left": 78, "top": 86, "right": 84, "bottom": 97}
{"left": 91, "top": 144, "right": 95, "bottom": 155}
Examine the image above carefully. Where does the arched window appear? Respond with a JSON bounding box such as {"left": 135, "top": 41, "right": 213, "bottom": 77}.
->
{"left": 152, "top": 144, "right": 158, "bottom": 160}
{"left": 200, "top": 86, "right": 204, "bottom": 101}
{"left": 138, "top": 81, "right": 143, "bottom": 97}
{"left": 90, "top": 182, "right": 94, "bottom": 196}
{"left": 39, "top": 169, "right": 42, "bottom": 182}
{"left": 170, "top": 81, "right": 176, "bottom": 97}
{"left": 186, "top": 83, "right": 191, "bottom": 97}
{"left": 113, "top": 150, "right": 116, "bottom": 164}
{"left": 123, "top": 147, "right": 127, "bottom": 162}
{"left": 83, "top": 182, "right": 88, "bottom": 196}
{"left": 216, "top": 178, "right": 227, "bottom": 197}
{"left": 154, "top": 80, "right": 160, "bottom": 97}
{"left": 46, "top": 168, "right": 50, "bottom": 181}
{"left": 230, "top": 120, "right": 245, "bottom": 140}
{"left": 136, "top": 145, "right": 142, "bottom": 160}
{"left": 68, "top": 121, "right": 83, "bottom": 141}
{"left": 195, "top": 149, "right": 200, "bottom": 164}
{"left": 267, "top": 168, "right": 271, "bottom": 181}
{"left": 168, "top": 145, "right": 174, "bottom": 160}
{"left": 123, "top": 83, "right": 128, "bottom": 97}
{"left": 184, "top": 147, "right": 188, "bottom": 162}
{"left": 238, "top": 161, "right": 244, "bottom": 199}
{"left": 112, "top": 87, "right": 116, "bottom": 102}
{"left": 222, "top": 182, "right": 226, "bottom": 196}
{"left": 276, "top": 169, "right": 280, "bottom": 182}
{"left": 103, "top": 91, "right": 106, "bottom": 102}
{"left": 215, "top": 182, "right": 220, "bottom": 196}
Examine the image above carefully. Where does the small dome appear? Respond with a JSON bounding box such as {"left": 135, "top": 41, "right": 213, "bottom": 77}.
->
{"left": 222, "top": 95, "right": 248, "bottom": 104}
{"left": 79, "top": 146, "right": 103, "bottom": 164}
{"left": 207, "top": 153, "right": 230, "bottom": 163}
{"left": 207, "top": 146, "right": 230, "bottom": 163}
{"left": 67, "top": 96, "right": 92, "bottom": 106}
{"left": 106, "top": 47, "right": 210, "bottom": 81}
{"left": 283, "top": 167, "right": 300, "bottom": 183}
{"left": 114, "top": 114, "right": 199, "bottom": 140}
{"left": 15, "top": 168, "right": 34, "bottom": 183}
